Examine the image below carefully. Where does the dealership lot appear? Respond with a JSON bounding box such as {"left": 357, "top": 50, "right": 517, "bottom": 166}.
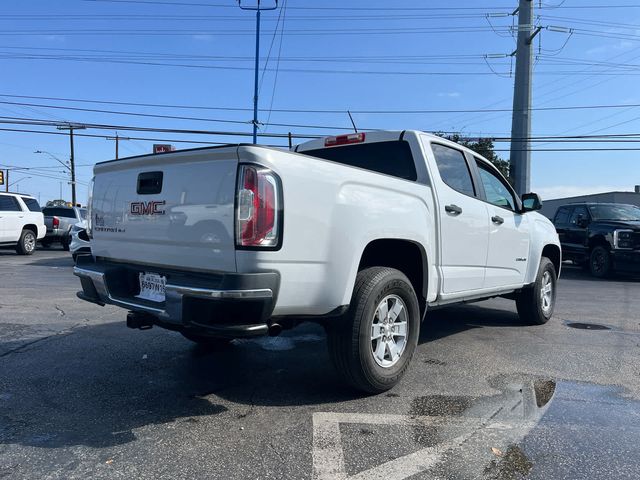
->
{"left": 1, "top": 248, "right": 639, "bottom": 479}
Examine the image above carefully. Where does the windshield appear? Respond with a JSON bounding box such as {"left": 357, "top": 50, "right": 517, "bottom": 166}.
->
{"left": 588, "top": 204, "right": 640, "bottom": 221}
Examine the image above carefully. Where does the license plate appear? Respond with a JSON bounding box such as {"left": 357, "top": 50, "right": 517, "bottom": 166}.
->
{"left": 136, "top": 272, "right": 166, "bottom": 303}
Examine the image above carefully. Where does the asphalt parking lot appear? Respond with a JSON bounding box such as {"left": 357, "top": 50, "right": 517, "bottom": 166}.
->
{"left": 1, "top": 248, "right": 639, "bottom": 480}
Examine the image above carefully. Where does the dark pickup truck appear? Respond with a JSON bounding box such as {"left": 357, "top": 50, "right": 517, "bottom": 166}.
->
{"left": 552, "top": 203, "right": 640, "bottom": 277}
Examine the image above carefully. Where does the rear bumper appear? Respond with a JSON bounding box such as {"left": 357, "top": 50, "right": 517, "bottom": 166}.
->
{"left": 74, "top": 256, "right": 280, "bottom": 337}
{"left": 612, "top": 250, "right": 640, "bottom": 273}
{"left": 44, "top": 229, "right": 66, "bottom": 240}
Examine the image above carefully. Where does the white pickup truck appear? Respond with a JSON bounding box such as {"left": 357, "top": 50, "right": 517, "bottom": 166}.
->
{"left": 75, "top": 130, "right": 561, "bottom": 393}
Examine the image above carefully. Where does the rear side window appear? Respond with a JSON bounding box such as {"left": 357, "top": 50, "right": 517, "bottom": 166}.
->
{"left": 21, "top": 197, "right": 41, "bottom": 212}
{"left": 0, "top": 195, "right": 22, "bottom": 212}
{"left": 554, "top": 207, "right": 572, "bottom": 226}
{"left": 431, "top": 143, "right": 475, "bottom": 197}
{"left": 569, "top": 206, "right": 588, "bottom": 226}
{"left": 42, "top": 207, "right": 77, "bottom": 218}
{"left": 302, "top": 141, "right": 417, "bottom": 181}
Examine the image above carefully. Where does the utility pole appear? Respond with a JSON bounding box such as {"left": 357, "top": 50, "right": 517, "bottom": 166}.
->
{"left": 238, "top": 0, "right": 278, "bottom": 144}
{"left": 509, "top": 0, "right": 541, "bottom": 196}
{"left": 57, "top": 123, "right": 86, "bottom": 206}
{"left": 5, "top": 169, "right": 8, "bottom": 193}
{"left": 106, "top": 132, "right": 131, "bottom": 159}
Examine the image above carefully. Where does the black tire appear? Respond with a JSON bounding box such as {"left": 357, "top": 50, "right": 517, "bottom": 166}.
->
{"left": 61, "top": 235, "right": 71, "bottom": 251}
{"left": 180, "top": 331, "right": 232, "bottom": 348}
{"left": 589, "top": 245, "right": 611, "bottom": 278}
{"left": 327, "top": 267, "right": 420, "bottom": 394}
{"left": 15, "top": 229, "right": 37, "bottom": 255}
{"left": 516, "top": 257, "right": 557, "bottom": 325}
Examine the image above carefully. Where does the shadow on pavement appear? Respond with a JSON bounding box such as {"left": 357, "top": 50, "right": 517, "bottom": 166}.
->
{"left": 0, "top": 299, "right": 563, "bottom": 450}
{"left": 26, "top": 255, "right": 75, "bottom": 268}
{"left": 560, "top": 264, "right": 640, "bottom": 283}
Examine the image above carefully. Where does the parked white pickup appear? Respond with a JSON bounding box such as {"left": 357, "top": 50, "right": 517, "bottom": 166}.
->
{"left": 75, "top": 130, "right": 561, "bottom": 393}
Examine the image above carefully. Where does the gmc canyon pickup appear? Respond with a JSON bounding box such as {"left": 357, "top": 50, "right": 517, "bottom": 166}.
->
{"left": 75, "top": 130, "right": 561, "bottom": 393}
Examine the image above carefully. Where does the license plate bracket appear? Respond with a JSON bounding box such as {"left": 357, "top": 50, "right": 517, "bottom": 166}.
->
{"left": 136, "top": 272, "right": 166, "bottom": 303}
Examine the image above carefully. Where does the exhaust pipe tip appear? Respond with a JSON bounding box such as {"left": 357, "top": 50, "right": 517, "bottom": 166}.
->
{"left": 268, "top": 322, "right": 282, "bottom": 337}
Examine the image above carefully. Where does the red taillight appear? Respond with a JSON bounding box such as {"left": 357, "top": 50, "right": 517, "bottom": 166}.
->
{"left": 236, "top": 165, "right": 281, "bottom": 248}
{"left": 52, "top": 216, "right": 59, "bottom": 229}
{"left": 324, "top": 132, "right": 365, "bottom": 147}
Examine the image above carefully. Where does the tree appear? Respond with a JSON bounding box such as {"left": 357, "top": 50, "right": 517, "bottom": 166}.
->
{"left": 435, "top": 133, "right": 513, "bottom": 185}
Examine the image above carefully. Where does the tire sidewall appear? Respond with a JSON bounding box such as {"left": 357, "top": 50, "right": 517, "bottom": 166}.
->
{"left": 536, "top": 259, "right": 557, "bottom": 321}
{"left": 590, "top": 246, "right": 611, "bottom": 278}
{"left": 21, "top": 230, "right": 36, "bottom": 255}
{"left": 355, "top": 272, "right": 420, "bottom": 386}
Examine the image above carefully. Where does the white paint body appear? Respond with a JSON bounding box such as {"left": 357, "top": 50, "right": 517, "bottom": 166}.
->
{"left": 90, "top": 130, "right": 560, "bottom": 317}
{"left": 0, "top": 193, "right": 45, "bottom": 244}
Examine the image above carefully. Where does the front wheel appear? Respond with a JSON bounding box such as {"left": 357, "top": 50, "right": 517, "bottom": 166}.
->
{"left": 589, "top": 245, "right": 611, "bottom": 278}
{"left": 327, "top": 267, "right": 420, "bottom": 394}
{"left": 516, "top": 257, "right": 557, "bottom": 325}
{"left": 15, "top": 229, "right": 37, "bottom": 255}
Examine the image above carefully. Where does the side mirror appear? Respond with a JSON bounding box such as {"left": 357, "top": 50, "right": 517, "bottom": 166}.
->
{"left": 521, "top": 192, "right": 542, "bottom": 212}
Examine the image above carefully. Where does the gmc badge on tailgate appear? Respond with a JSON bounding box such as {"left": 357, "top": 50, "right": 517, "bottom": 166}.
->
{"left": 130, "top": 200, "right": 166, "bottom": 216}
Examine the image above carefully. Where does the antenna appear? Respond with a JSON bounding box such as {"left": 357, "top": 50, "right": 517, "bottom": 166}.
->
{"left": 347, "top": 110, "right": 358, "bottom": 133}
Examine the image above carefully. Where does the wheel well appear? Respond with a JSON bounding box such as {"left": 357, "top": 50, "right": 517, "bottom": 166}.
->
{"left": 541, "top": 244, "right": 561, "bottom": 275}
{"left": 588, "top": 235, "right": 609, "bottom": 251}
{"left": 23, "top": 224, "right": 38, "bottom": 235}
{"left": 358, "top": 239, "right": 427, "bottom": 313}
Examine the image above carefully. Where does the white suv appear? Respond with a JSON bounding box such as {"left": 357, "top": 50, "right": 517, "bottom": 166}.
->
{"left": 0, "top": 192, "right": 46, "bottom": 255}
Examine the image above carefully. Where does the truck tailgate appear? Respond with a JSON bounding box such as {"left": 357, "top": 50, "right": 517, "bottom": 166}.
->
{"left": 91, "top": 147, "right": 238, "bottom": 273}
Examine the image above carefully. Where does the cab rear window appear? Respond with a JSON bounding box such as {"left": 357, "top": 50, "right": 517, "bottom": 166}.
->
{"left": 302, "top": 141, "right": 417, "bottom": 181}
{"left": 43, "top": 207, "right": 77, "bottom": 218}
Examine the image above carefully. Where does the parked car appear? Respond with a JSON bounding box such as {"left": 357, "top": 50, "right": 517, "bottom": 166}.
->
{"left": 553, "top": 202, "right": 640, "bottom": 277}
{"left": 0, "top": 192, "right": 45, "bottom": 255}
{"left": 42, "top": 206, "right": 86, "bottom": 250}
{"left": 70, "top": 220, "right": 90, "bottom": 262}
{"left": 74, "top": 130, "right": 561, "bottom": 393}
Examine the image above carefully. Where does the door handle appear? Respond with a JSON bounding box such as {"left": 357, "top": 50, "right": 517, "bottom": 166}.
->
{"left": 445, "top": 204, "right": 462, "bottom": 215}
{"left": 492, "top": 215, "right": 504, "bottom": 225}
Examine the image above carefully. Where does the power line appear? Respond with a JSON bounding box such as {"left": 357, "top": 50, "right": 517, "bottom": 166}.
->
{"left": 5, "top": 92, "right": 640, "bottom": 116}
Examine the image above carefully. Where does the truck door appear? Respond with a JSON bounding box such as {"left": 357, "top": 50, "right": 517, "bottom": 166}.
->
{"left": 473, "top": 159, "right": 530, "bottom": 288}
{"left": 428, "top": 142, "right": 490, "bottom": 294}
{"left": 566, "top": 205, "right": 590, "bottom": 260}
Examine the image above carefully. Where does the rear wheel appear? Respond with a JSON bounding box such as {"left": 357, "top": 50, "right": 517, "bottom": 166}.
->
{"left": 15, "top": 229, "right": 37, "bottom": 255}
{"left": 589, "top": 245, "right": 611, "bottom": 278}
{"left": 516, "top": 256, "right": 556, "bottom": 325}
{"left": 61, "top": 235, "right": 71, "bottom": 251}
{"left": 327, "top": 267, "right": 420, "bottom": 394}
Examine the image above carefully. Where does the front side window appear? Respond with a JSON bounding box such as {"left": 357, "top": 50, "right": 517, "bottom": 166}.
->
{"left": 0, "top": 195, "right": 22, "bottom": 212}
{"left": 431, "top": 143, "right": 475, "bottom": 197}
{"left": 476, "top": 161, "right": 516, "bottom": 211}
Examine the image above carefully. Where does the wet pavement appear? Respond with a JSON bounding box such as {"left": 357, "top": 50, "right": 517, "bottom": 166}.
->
{"left": 1, "top": 248, "right": 639, "bottom": 479}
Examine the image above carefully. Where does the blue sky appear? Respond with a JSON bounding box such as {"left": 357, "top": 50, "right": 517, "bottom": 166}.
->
{"left": 1, "top": 0, "right": 640, "bottom": 203}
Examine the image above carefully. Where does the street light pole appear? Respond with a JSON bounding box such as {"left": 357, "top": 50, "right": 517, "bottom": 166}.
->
{"left": 238, "top": 0, "right": 278, "bottom": 144}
